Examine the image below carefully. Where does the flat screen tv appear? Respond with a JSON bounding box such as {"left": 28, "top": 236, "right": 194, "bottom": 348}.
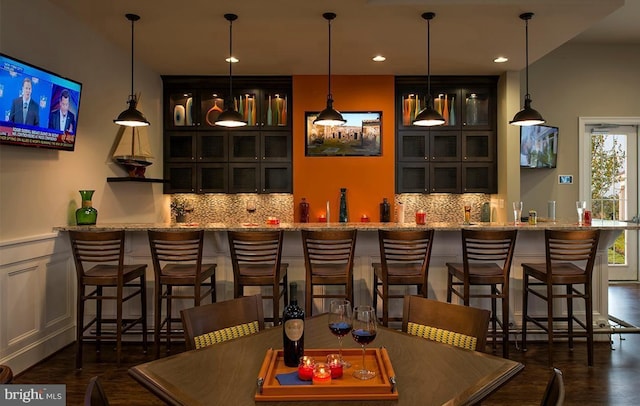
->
{"left": 0, "top": 53, "right": 82, "bottom": 151}
{"left": 520, "top": 124, "right": 558, "bottom": 168}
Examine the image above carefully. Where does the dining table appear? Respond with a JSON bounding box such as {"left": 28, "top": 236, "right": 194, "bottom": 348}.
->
{"left": 129, "top": 314, "right": 523, "bottom": 406}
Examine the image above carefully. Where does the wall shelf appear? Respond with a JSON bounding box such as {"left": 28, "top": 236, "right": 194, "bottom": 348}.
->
{"left": 107, "top": 177, "right": 165, "bottom": 183}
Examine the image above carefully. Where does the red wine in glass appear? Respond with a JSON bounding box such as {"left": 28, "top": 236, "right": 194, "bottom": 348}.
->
{"left": 352, "top": 305, "right": 377, "bottom": 380}
{"left": 328, "top": 299, "right": 353, "bottom": 368}
{"left": 351, "top": 329, "right": 377, "bottom": 345}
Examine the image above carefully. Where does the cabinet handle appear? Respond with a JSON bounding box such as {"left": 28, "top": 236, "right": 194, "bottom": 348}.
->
{"left": 463, "top": 156, "right": 468, "bottom": 160}
{"left": 255, "top": 156, "right": 258, "bottom": 160}
{"left": 424, "top": 156, "right": 428, "bottom": 160}
{"left": 432, "top": 156, "right": 436, "bottom": 160}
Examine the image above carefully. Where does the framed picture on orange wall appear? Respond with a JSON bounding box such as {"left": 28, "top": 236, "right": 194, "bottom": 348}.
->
{"left": 305, "top": 111, "right": 381, "bottom": 157}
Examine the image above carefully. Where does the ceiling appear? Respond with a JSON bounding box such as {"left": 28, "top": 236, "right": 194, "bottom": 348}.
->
{"left": 49, "top": 0, "right": 637, "bottom": 76}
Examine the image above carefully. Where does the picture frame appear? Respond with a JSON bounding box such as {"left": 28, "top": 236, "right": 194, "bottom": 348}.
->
{"left": 305, "top": 111, "right": 381, "bottom": 156}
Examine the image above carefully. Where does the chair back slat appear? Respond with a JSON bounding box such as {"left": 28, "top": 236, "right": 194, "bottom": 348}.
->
{"left": 302, "top": 230, "right": 357, "bottom": 267}
{"left": 379, "top": 229, "right": 434, "bottom": 266}
{"left": 148, "top": 230, "right": 203, "bottom": 263}
{"left": 463, "top": 230, "right": 517, "bottom": 266}
{"left": 228, "top": 230, "right": 284, "bottom": 278}
{"left": 69, "top": 231, "right": 126, "bottom": 278}
{"left": 546, "top": 229, "right": 600, "bottom": 272}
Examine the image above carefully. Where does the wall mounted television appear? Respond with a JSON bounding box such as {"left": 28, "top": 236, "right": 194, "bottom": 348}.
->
{"left": 520, "top": 124, "right": 558, "bottom": 168}
{"left": 0, "top": 53, "right": 82, "bottom": 151}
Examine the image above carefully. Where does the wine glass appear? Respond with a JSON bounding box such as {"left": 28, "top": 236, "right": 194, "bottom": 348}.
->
{"left": 246, "top": 200, "right": 257, "bottom": 226}
{"left": 328, "top": 299, "right": 353, "bottom": 368}
{"left": 576, "top": 201, "right": 586, "bottom": 225}
{"left": 351, "top": 305, "right": 377, "bottom": 380}
{"left": 513, "top": 201, "right": 523, "bottom": 225}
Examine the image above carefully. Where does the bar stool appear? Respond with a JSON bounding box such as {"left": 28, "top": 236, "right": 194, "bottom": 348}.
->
{"left": 301, "top": 229, "right": 357, "bottom": 316}
{"left": 446, "top": 229, "right": 517, "bottom": 357}
{"left": 227, "top": 230, "right": 288, "bottom": 325}
{"left": 372, "top": 229, "right": 435, "bottom": 326}
{"left": 148, "top": 230, "right": 217, "bottom": 357}
{"left": 522, "top": 229, "right": 600, "bottom": 366}
{"left": 69, "top": 230, "right": 147, "bottom": 369}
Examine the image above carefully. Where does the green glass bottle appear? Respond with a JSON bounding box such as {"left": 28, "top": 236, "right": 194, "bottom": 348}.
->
{"left": 76, "top": 190, "right": 98, "bottom": 225}
{"left": 339, "top": 188, "right": 348, "bottom": 223}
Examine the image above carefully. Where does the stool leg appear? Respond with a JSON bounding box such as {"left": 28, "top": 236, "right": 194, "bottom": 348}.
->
{"left": 141, "top": 275, "right": 148, "bottom": 354}
{"left": 566, "top": 284, "right": 574, "bottom": 351}
{"left": 372, "top": 272, "right": 379, "bottom": 320}
{"left": 154, "top": 281, "right": 162, "bottom": 358}
{"left": 491, "top": 285, "right": 497, "bottom": 353}
{"left": 116, "top": 284, "right": 123, "bottom": 367}
{"left": 501, "top": 286, "right": 509, "bottom": 358}
{"left": 546, "top": 282, "right": 554, "bottom": 367}
{"left": 76, "top": 285, "right": 84, "bottom": 369}
{"left": 96, "top": 286, "right": 103, "bottom": 355}
{"left": 210, "top": 275, "right": 216, "bottom": 303}
{"left": 382, "top": 281, "right": 389, "bottom": 327}
{"left": 446, "top": 272, "right": 453, "bottom": 303}
{"left": 522, "top": 273, "right": 528, "bottom": 352}
{"left": 166, "top": 285, "right": 173, "bottom": 353}
{"left": 585, "top": 282, "right": 594, "bottom": 366}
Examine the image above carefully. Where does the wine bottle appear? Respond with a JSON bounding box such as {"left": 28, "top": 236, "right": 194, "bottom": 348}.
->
{"left": 283, "top": 282, "right": 304, "bottom": 367}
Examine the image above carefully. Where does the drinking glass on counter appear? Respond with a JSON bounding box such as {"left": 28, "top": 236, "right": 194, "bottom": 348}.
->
{"left": 351, "top": 306, "right": 377, "bottom": 380}
{"left": 576, "top": 201, "right": 587, "bottom": 225}
{"left": 328, "top": 299, "right": 353, "bottom": 368}
{"left": 246, "top": 200, "right": 257, "bottom": 226}
{"left": 513, "top": 201, "right": 523, "bottom": 225}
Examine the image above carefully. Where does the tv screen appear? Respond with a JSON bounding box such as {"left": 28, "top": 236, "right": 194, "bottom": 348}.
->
{"left": 520, "top": 124, "right": 558, "bottom": 168}
{"left": 0, "top": 53, "right": 82, "bottom": 151}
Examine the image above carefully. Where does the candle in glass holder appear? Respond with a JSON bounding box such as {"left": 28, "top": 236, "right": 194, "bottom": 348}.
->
{"left": 326, "top": 354, "right": 343, "bottom": 378}
{"left": 297, "top": 356, "right": 315, "bottom": 381}
{"left": 416, "top": 210, "right": 426, "bottom": 225}
{"left": 312, "top": 362, "right": 332, "bottom": 384}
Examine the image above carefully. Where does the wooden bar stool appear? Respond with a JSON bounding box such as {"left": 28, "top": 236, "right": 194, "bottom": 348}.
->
{"left": 301, "top": 229, "right": 357, "bottom": 316}
{"left": 522, "top": 229, "right": 600, "bottom": 366}
{"left": 227, "top": 230, "right": 288, "bottom": 325}
{"left": 372, "top": 229, "right": 435, "bottom": 326}
{"left": 69, "top": 230, "right": 147, "bottom": 369}
{"left": 446, "top": 229, "right": 517, "bottom": 357}
{"left": 148, "top": 230, "right": 217, "bottom": 357}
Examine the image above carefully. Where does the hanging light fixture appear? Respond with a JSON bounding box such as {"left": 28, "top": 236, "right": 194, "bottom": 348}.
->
{"left": 313, "top": 12, "right": 346, "bottom": 126}
{"left": 216, "top": 13, "right": 247, "bottom": 127}
{"left": 510, "top": 12, "right": 545, "bottom": 126}
{"left": 413, "top": 12, "right": 445, "bottom": 127}
{"left": 114, "top": 14, "right": 150, "bottom": 127}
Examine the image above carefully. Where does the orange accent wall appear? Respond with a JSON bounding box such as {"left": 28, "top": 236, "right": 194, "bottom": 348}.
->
{"left": 292, "top": 75, "right": 395, "bottom": 222}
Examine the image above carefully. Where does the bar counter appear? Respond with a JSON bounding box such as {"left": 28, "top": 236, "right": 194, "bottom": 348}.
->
{"left": 54, "top": 220, "right": 638, "bottom": 341}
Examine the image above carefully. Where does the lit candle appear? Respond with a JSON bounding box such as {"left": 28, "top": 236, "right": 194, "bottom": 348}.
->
{"left": 312, "top": 362, "right": 332, "bottom": 384}
{"left": 318, "top": 213, "right": 326, "bottom": 222}
{"left": 360, "top": 214, "right": 370, "bottom": 223}
{"left": 297, "top": 356, "right": 315, "bottom": 381}
{"left": 326, "top": 354, "right": 343, "bottom": 379}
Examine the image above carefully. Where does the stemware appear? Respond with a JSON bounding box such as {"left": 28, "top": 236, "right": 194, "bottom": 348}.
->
{"left": 351, "top": 305, "right": 377, "bottom": 380}
{"left": 328, "top": 299, "right": 353, "bottom": 368}
{"left": 513, "top": 201, "right": 523, "bottom": 225}
{"left": 576, "top": 201, "right": 587, "bottom": 225}
{"left": 246, "top": 200, "right": 257, "bottom": 226}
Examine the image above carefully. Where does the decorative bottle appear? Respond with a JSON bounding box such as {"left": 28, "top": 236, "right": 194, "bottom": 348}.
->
{"left": 339, "top": 188, "right": 348, "bottom": 223}
{"left": 299, "top": 197, "right": 310, "bottom": 223}
{"left": 283, "top": 282, "right": 305, "bottom": 367}
{"left": 380, "top": 198, "right": 391, "bottom": 222}
{"left": 75, "top": 190, "right": 98, "bottom": 225}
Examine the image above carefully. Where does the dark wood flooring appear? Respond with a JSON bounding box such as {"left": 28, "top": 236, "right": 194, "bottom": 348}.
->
{"left": 12, "top": 284, "right": 640, "bottom": 405}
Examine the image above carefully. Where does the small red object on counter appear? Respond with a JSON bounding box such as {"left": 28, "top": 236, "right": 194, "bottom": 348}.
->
{"left": 298, "top": 356, "right": 315, "bottom": 381}
{"left": 584, "top": 210, "right": 592, "bottom": 225}
{"left": 360, "top": 214, "right": 370, "bottom": 223}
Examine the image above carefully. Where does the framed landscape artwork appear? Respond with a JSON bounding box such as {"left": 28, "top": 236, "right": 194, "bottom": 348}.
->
{"left": 305, "top": 111, "right": 382, "bottom": 156}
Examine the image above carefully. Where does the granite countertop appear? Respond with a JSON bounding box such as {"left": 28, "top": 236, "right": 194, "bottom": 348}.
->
{"left": 53, "top": 219, "right": 640, "bottom": 232}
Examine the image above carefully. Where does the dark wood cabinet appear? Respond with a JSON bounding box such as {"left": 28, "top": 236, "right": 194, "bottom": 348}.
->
{"left": 162, "top": 76, "right": 292, "bottom": 194}
{"left": 395, "top": 76, "right": 498, "bottom": 194}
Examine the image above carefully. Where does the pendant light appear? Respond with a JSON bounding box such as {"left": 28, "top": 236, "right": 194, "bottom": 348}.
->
{"left": 216, "top": 13, "right": 247, "bottom": 127}
{"left": 413, "top": 12, "right": 445, "bottom": 127}
{"left": 313, "top": 12, "right": 346, "bottom": 126}
{"left": 114, "top": 14, "right": 150, "bottom": 127}
{"left": 510, "top": 12, "right": 545, "bottom": 126}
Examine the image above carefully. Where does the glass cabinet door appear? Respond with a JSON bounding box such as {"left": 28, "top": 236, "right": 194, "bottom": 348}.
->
{"left": 430, "top": 130, "right": 460, "bottom": 162}
{"left": 166, "top": 132, "right": 196, "bottom": 162}
{"left": 200, "top": 90, "right": 226, "bottom": 129}
{"left": 430, "top": 87, "right": 460, "bottom": 128}
{"left": 462, "top": 89, "right": 491, "bottom": 128}
{"left": 430, "top": 163, "right": 461, "bottom": 193}
{"left": 168, "top": 91, "right": 197, "bottom": 129}
{"left": 462, "top": 131, "right": 494, "bottom": 162}
{"left": 262, "top": 90, "right": 290, "bottom": 129}
{"left": 397, "top": 131, "right": 429, "bottom": 162}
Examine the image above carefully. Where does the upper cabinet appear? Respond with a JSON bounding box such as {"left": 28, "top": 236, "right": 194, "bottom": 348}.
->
{"left": 395, "top": 76, "right": 498, "bottom": 194}
{"left": 162, "top": 76, "right": 292, "bottom": 194}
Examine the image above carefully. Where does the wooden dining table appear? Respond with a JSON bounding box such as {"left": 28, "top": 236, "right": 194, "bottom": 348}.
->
{"left": 129, "top": 314, "right": 523, "bottom": 406}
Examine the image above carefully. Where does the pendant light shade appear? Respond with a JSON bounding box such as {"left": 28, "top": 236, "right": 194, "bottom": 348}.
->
{"left": 413, "top": 12, "right": 445, "bottom": 127}
{"left": 114, "top": 14, "right": 149, "bottom": 127}
{"left": 216, "top": 13, "right": 247, "bottom": 128}
{"left": 510, "top": 12, "right": 545, "bottom": 126}
{"left": 314, "top": 12, "right": 346, "bottom": 126}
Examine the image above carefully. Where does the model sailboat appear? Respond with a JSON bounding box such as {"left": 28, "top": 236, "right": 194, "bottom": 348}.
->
{"left": 112, "top": 125, "right": 154, "bottom": 178}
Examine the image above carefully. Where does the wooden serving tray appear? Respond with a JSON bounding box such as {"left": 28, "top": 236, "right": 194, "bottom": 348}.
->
{"left": 255, "top": 348, "right": 398, "bottom": 401}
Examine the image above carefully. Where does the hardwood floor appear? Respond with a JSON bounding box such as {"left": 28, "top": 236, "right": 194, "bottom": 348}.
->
{"left": 11, "top": 284, "right": 640, "bottom": 405}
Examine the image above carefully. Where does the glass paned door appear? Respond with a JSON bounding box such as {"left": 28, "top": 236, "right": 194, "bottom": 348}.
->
{"left": 586, "top": 124, "right": 638, "bottom": 281}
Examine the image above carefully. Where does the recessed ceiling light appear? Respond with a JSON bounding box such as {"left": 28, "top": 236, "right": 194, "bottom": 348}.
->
{"left": 494, "top": 56, "right": 508, "bottom": 63}
{"left": 372, "top": 55, "right": 386, "bottom": 62}
{"left": 225, "top": 56, "right": 239, "bottom": 63}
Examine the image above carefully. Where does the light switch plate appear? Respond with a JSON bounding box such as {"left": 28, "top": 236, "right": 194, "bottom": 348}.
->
{"left": 558, "top": 175, "right": 573, "bottom": 184}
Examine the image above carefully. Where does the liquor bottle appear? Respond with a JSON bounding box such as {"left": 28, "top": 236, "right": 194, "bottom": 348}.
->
{"left": 339, "top": 188, "right": 348, "bottom": 223}
{"left": 299, "top": 197, "right": 310, "bottom": 223}
{"left": 380, "top": 198, "right": 390, "bottom": 222}
{"left": 283, "top": 282, "right": 304, "bottom": 367}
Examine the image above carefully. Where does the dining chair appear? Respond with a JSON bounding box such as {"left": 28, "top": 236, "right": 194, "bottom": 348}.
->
{"left": 301, "top": 229, "right": 357, "bottom": 316}
{"left": 540, "top": 367, "right": 565, "bottom": 406}
{"left": 69, "top": 230, "right": 147, "bottom": 369}
{"left": 402, "top": 295, "right": 491, "bottom": 352}
{"left": 84, "top": 376, "right": 110, "bottom": 406}
{"left": 522, "top": 229, "right": 600, "bottom": 366}
{"left": 180, "top": 295, "right": 265, "bottom": 350}
{"left": 227, "top": 230, "right": 288, "bottom": 325}
{"left": 372, "top": 229, "right": 435, "bottom": 326}
{"left": 0, "top": 364, "right": 13, "bottom": 384}
{"left": 148, "top": 229, "right": 217, "bottom": 358}
{"left": 446, "top": 229, "right": 517, "bottom": 357}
